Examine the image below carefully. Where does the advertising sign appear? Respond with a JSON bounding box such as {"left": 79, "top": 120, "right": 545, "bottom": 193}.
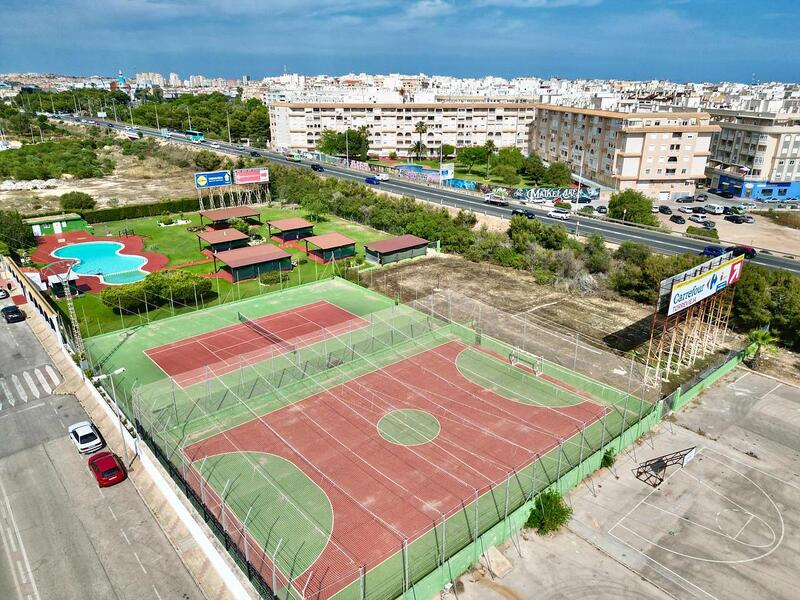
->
{"left": 667, "top": 255, "right": 744, "bottom": 316}
{"left": 194, "top": 170, "right": 231, "bottom": 190}
{"left": 96, "top": 111, "right": 107, "bottom": 118}
{"left": 523, "top": 187, "right": 600, "bottom": 202}
{"left": 440, "top": 163, "right": 455, "bottom": 180}
{"left": 233, "top": 167, "right": 269, "bottom": 185}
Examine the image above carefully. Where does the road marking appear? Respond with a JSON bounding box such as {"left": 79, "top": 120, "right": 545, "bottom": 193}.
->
{"left": 11, "top": 375, "right": 27, "bottom": 404}
{"left": 134, "top": 551, "right": 148, "bottom": 574}
{"left": 108, "top": 506, "right": 118, "bottom": 521}
{"left": 152, "top": 585, "right": 163, "bottom": 600}
{"left": 16, "top": 403, "right": 45, "bottom": 415}
{"left": 16, "top": 559, "right": 27, "bottom": 584}
{"left": 761, "top": 382, "right": 782, "bottom": 399}
{"left": 0, "top": 477, "right": 41, "bottom": 600}
{"left": 730, "top": 372, "right": 749, "bottom": 387}
{"left": 22, "top": 372, "right": 39, "bottom": 399}
{"left": 0, "top": 378, "right": 11, "bottom": 407}
{"left": 44, "top": 366, "right": 59, "bottom": 386}
{"left": 6, "top": 527, "right": 17, "bottom": 552}
{"left": 120, "top": 529, "right": 131, "bottom": 545}
{"left": 34, "top": 369, "right": 51, "bottom": 395}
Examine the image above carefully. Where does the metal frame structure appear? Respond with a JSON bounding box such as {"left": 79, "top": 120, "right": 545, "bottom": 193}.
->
{"left": 633, "top": 446, "right": 697, "bottom": 488}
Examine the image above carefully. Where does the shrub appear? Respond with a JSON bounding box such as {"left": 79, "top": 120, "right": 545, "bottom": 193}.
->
{"left": 533, "top": 268, "right": 556, "bottom": 285}
{"left": 259, "top": 271, "right": 282, "bottom": 286}
{"left": 526, "top": 489, "right": 573, "bottom": 535}
{"left": 686, "top": 226, "right": 719, "bottom": 240}
{"left": 578, "top": 206, "right": 594, "bottom": 216}
{"left": 600, "top": 448, "right": 617, "bottom": 469}
{"left": 228, "top": 218, "right": 250, "bottom": 234}
{"left": 614, "top": 241, "right": 651, "bottom": 264}
{"left": 160, "top": 217, "right": 174, "bottom": 226}
{"left": 388, "top": 151, "right": 398, "bottom": 160}
{"left": 553, "top": 201, "right": 571, "bottom": 210}
{"left": 59, "top": 191, "right": 96, "bottom": 210}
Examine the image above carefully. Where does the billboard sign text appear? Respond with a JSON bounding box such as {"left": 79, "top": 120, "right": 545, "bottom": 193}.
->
{"left": 233, "top": 167, "right": 269, "bottom": 185}
{"left": 194, "top": 170, "right": 231, "bottom": 190}
{"left": 667, "top": 255, "right": 744, "bottom": 315}
{"left": 440, "top": 163, "right": 455, "bottom": 180}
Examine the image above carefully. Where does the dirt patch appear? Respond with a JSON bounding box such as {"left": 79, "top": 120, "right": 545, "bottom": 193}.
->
{"left": 747, "top": 345, "right": 800, "bottom": 387}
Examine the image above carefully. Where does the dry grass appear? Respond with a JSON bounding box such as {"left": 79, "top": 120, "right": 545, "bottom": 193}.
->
{"left": 755, "top": 210, "right": 800, "bottom": 230}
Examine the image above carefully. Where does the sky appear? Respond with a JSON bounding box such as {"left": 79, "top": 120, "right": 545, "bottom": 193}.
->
{"left": 1, "top": 0, "right": 798, "bottom": 83}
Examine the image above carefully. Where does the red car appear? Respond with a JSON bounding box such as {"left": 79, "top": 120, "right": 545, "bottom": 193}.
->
{"left": 88, "top": 452, "right": 126, "bottom": 487}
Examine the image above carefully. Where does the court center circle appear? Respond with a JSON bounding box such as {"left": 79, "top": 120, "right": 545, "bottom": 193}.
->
{"left": 378, "top": 409, "right": 440, "bottom": 446}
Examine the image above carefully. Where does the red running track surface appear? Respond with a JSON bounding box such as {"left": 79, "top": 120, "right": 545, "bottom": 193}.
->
{"left": 145, "top": 300, "right": 365, "bottom": 388}
{"left": 183, "top": 339, "right": 608, "bottom": 599}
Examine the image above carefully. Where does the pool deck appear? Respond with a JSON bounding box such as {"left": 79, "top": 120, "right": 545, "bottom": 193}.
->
{"left": 32, "top": 231, "right": 168, "bottom": 292}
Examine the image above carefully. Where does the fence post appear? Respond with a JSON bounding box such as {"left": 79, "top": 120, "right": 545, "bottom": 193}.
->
{"left": 402, "top": 538, "right": 409, "bottom": 594}
{"left": 441, "top": 512, "right": 446, "bottom": 569}
{"left": 359, "top": 565, "right": 365, "bottom": 600}
{"left": 272, "top": 538, "right": 283, "bottom": 593}
{"left": 473, "top": 488, "right": 480, "bottom": 563}
{"left": 556, "top": 438, "right": 564, "bottom": 492}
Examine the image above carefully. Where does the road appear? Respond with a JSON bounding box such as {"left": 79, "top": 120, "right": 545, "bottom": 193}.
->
{"left": 0, "top": 298, "right": 203, "bottom": 600}
{"left": 55, "top": 115, "right": 800, "bottom": 276}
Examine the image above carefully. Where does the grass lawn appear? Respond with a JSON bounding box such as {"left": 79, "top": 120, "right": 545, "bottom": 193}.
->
{"left": 65, "top": 205, "right": 387, "bottom": 337}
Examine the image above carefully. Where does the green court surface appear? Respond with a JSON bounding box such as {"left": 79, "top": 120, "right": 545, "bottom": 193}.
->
{"left": 195, "top": 452, "right": 333, "bottom": 582}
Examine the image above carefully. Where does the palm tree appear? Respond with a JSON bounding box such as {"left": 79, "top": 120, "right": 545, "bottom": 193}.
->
{"left": 414, "top": 121, "right": 428, "bottom": 157}
{"left": 745, "top": 328, "right": 777, "bottom": 370}
{"left": 484, "top": 139, "right": 497, "bottom": 177}
{"left": 410, "top": 141, "right": 427, "bottom": 160}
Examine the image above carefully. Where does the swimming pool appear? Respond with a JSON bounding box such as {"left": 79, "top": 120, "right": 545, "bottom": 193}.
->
{"left": 52, "top": 241, "right": 148, "bottom": 285}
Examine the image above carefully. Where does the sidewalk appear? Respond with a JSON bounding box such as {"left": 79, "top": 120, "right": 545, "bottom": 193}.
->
{"left": 25, "top": 314, "right": 255, "bottom": 600}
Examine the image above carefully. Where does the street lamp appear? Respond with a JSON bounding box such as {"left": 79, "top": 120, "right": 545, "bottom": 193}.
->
{"left": 93, "top": 367, "right": 129, "bottom": 466}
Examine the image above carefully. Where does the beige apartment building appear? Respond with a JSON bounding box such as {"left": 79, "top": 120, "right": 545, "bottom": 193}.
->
{"left": 268, "top": 102, "right": 537, "bottom": 157}
{"left": 528, "top": 106, "right": 719, "bottom": 199}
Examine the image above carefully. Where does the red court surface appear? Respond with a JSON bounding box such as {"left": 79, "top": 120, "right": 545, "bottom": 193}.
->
{"left": 31, "top": 230, "right": 168, "bottom": 293}
{"left": 182, "top": 339, "right": 608, "bottom": 599}
{"left": 145, "top": 300, "right": 366, "bottom": 388}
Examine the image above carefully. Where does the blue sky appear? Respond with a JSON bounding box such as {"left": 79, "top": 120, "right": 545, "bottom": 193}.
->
{"left": 1, "top": 0, "right": 798, "bottom": 82}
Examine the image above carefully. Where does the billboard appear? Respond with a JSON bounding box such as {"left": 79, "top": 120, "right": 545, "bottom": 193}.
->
{"left": 194, "top": 170, "right": 231, "bottom": 190}
{"left": 233, "top": 167, "right": 269, "bottom": 185}
{"left": 666, "top": 255, "right": 744, "bottom": 316}
{"left": 440, "top": 163, "right": 455, "bottom": 180}
{"left": 523, "top": 187, "right": 600, "bottom": 202}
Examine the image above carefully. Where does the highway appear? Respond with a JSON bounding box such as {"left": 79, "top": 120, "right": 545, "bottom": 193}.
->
{"left": 56, "top": 114, "right": 800, "bottom": 275}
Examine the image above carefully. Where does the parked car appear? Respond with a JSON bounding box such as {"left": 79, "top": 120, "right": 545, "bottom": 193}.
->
{"left": 595, "top": 205, "right": 608, "bottom": 214}
{"left": 706, "top": 188, "right": 721, "bottom": 195}
{"left": 0, "top": 289, "right": 9, "bottom": 299}
{"left": 68, "top": 421, "right": 103, "bottom": 454}
{"left": 737, "top": 202, "right": 757, "bottom": 211}
{"left": 692, "top": 206, "right": 707, "bottom": 214}
{"left": 376, "top": 173, "right": 390, "bottom": 181}
{"left": 1, "top": 305, "right": 25, "bottom": 323}
{"left": 722, "top": 206, "right": 740, "bottom": 215}
{"left": 658, "top": 205, "right": 673, "bottom": 215}
{"left": 483, "top": 194, "right": 509, "bottom": 207}
{"left": 547, "top": 208, "right": 570, "bottom": 220}
{"left": 669, "top": 215, "right": 686, "bottom": 224}
{"left": 576, "top": 195, "right": 592, "bottom": 204}
{"left": 726, "top": 245, "right": 757, "bottom": 259}
{"left": 742, "top": 215, "right": 755, "bottom": 223}
{"left": 88, "top": 452, "right": 126, "bottom": 488}
{"left": 679, "top": 206, "right": 695, "bottom": 214}
{"left": 706, "top": 203, "right": 725, "bottom": 215}
{"left": 700, "top": 245, "right": 725, "bottom": 257}
{"left": 311, "top": 164, "right": 325, "bottom": 172}
{"left": 724, "top": 214, "right": 746, "bottom": 224}
{"left": 703, "top": 220, "right": 717, "bottom": 229}
{"left": 689, "top": 214, "right": 707, "bottom": 223}
{"left": 695, "top": 193, "right": 708, "bottom": 201}
{"left": 511, "top": 208, "right": 535, "bottom": 219}
{"left": 676, "top": 196, "right": 695, "bottom": 203}
{"left": 718, "top": 190, "right": 735, "bottom": 199}
{"left": 364, "top": 176, "right": 380, "bottom": 185}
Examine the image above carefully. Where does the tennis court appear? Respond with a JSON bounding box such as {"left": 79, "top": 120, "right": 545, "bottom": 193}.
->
{"left": 85, "top": 278, "right": 653, "bottom": 600}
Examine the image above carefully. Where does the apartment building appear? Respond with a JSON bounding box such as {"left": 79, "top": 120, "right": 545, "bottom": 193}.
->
{"left": 706, "top": 109, "right": 800, "bottom": 200}
{"left": 268, "top": 102, "right": 537, "bottom": 157}
{"left": 528, "top": 106, "right": 718, "bottom": 199}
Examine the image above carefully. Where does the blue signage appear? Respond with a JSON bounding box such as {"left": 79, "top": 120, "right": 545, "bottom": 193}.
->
{"left": 194, "top": 170, "right": 232, "bottom": 190}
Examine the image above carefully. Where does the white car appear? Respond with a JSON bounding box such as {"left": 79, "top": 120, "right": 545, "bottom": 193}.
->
{"left": 210, "top": 143, "right": 220, "bottom": 149}
{"left": 375, "top": 173, "right": 389, "bottom": 181}
{"left": 651, "top": 205, "right": 659, "bottom": 213}
{"left": 679, "top": 206, "right": 694, "bottom": 214}
{"left": 689, "top": 214, "right": 707, "bottom": 223}
{"left": 547, "top": 208, "right": 570, "bottom": 220}
{"left": 737, "top": 202, "right": 756, "bottom": 211}
{"left": 68, "top": 421, "right": 103, "bottom": 454}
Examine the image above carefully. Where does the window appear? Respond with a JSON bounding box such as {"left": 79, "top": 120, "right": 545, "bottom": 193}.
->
{"left": 667, "top": 156, "right": 678, "bottom": 162}
{"left": 761, "top": 188, "right": 773, "bottom": 195}
{"left": 672, "top": 132, "right": 682, "bottom": 138}
{"left": 657, "top": 168, "right": 663, "bottom": 174}
{"left": 670, "top": 144, "right": 681, "bottom": 150}
{"left": 645, "top": 168, "right": 651, "bottom": 174}
{"left": 666, "top": 168, "right": 676, "bottom": 174}
{"left": 681, "top": 169, "right": 687, "bottom": 174}
{"left": 779, "top": 189, "right": 788, "bottom": 196}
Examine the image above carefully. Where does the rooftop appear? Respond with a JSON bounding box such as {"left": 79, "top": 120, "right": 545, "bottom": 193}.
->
{"left": 199, "top": 206, "right": 260, "bottom": 222}
{"left": 364, "top": 234, "right": 429, "bottom": 254}
{"left": 23, "top": 213, "right": 84, "bottom": 225}
{"left": 268, "top": 217, "right": 314, "bottom": 231}
{"left": 196, "top": 228, "right": 250, "bottom": 245}
{"left": 304, "top": 232, "right": 357, "bottom": 251}
{"left": 214, "top": 244, "right": 291, "bottom": 269}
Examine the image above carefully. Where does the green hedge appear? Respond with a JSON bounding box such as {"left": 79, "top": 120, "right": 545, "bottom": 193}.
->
{"left": 79, "top": 197, "right": 202, "bottom": 223}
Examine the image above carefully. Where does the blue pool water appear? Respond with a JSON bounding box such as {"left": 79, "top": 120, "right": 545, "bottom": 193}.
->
{"left": 52, "top": 241, "right": 148, "bottom": 285}
{"left": 395, "top": 164, "right": 439, "bottom": 175}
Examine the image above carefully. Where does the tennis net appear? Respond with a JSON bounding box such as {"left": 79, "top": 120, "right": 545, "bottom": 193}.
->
{"left": 237, "top": 312, "right": 296, "bottom": 353}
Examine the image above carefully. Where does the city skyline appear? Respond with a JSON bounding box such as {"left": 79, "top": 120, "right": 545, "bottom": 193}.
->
{"left": 1, "top": 0, "right": 798, "bottom": 83}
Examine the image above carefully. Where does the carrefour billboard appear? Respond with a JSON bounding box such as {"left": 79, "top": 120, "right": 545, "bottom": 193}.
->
{"left": 233, "top": 167, "right": 269, "bottom": 185}
{"left": 667, "top": 255, "right": 744, "bottom": 316}
{"left": 194, "top": 170, "right": 231, "bottom": 190}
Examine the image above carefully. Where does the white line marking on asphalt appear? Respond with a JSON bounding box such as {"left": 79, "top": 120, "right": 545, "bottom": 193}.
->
{"left": 0, "top": 477, "right": 41, "bottom": 600}
{"left": 22, "top": 372, "right": 39, "bottom": 399}
{"left": 0, "top": 379, "right": 12, "bottom": 407}
{"left": 134, "top": 551, "right": 148, "bottom": 574}
{"left": 34, "top": 370, "right": 51, "bottom": 395}
{"left": 120, "top": 529, "right": 131, "bottom": 545}
{"left": 11, "top": 375, "right": 26, "bottom": 404}
{"left": 108, "top": 506, "right": 118, "bottom": 521}
{"left": 730, "top": 372, "right": 749, "bottom": 387}
{"left": 761, "top": 382, "right": 782, "bottom": 399}
{"left": 152, "top": 585, "right": 163, "bottom": 600}
{"left": 44, "top": 366, "right": 59, "bottom": 386}
{"left": 0, "top": 520, "right": 22, "bottom": 600}
{"left": 6, "top": 527, "right": 17, "bottom": 553}
{"left": 16, "top": 403, "right": 44, "bottom": 415}
{"left": 16, "top": 559, "right": 27, "bottom": 584}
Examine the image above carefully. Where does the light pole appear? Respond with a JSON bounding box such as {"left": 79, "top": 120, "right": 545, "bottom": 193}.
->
{"left": 154, "top": 104, "right": 160, "bottom": 131}
{"left": 93, "top": 367, "right": 128, "bottom": 465}
{"left": 226, "top": 111, "right": 232, "bottom": 144}
{"left": 622, "top": 208, "right": 628, "bottom": 222}
{"left": 128, "top": 103, "right": 134, "bottom": 127}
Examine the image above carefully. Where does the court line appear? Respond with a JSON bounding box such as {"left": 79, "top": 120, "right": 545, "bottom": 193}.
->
{"left": 702, "top": 448, "right": 800, "bottom": 492}
{"left": 0, "top": 477, "right": 41, "bottom": 600}
{"left": 733, "top": 514, "right": 754, "bottom": 540}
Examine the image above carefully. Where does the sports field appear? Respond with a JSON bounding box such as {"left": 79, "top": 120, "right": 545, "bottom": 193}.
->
{"left": 85, "top": 278, "right": 653, "bottom": 600}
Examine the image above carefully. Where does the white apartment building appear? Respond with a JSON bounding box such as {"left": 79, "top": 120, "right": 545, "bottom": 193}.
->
{"left": 529, "top": 106, "right": 718, "bottom": 199}
{"left": 268, "top": 102, "right": 537, "bottom": 157}
{"left": 706, "top": 109, "right": 800, "bottom": 200}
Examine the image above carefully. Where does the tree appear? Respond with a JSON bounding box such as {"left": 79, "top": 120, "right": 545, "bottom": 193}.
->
{"left": 457, "top": 146, "right": 487, "bottom": 174}
{"left": 317, "top": 130, "right": 341, "bottom": 156}
{"left": 522, "top": 153, "right": 546, "bottom": 183}
{"left": 583, "top": 234, "right": 611, "bottom": 274}
{"left": 59, "top": 191, "right": 96, "bottom": 210}
{"left": 491, "top": 164, "right": 521, "bottom": 186}
{"left": 301, "top": 192, "right": 332, "bottom": 222}
{"left": 542, "top": 161, "right": 573, "bottom": 187}
{"left": 745, "top": 329, "right": 778, "bottom": 370}
{"left": 483, "top": 140, "right": 497, "bottom": 176}
{"left": 414, "top": 120, "right": 428, "bottom": 151}
{"left": 227, "top": 218, "right": 250, "bottom": 234}
{"left": 194, "top": 149, "right": 223, "bottom": 171}
{"left": 493, "top": 147, "right": 525, "bottom": 172}
{"left": 410, "top": 141, "right": 427, "bottom": 161}
{"left": 526, "top": 489, "right": 573, "bottom": 535}
{"left": 440, "top": 144, "right": 455, "bottom": 159}
{"left": 614, "top": 241, "right": 651, "bottom": 264}
{"left": 607, "top": 189, "right": 658, "bottom": 227}
{"left": 0, "top": 210, "right": 35, "bottom": 253}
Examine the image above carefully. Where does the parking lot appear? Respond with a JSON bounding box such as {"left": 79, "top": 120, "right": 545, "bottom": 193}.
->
{"left": 0, "top": 301, "right": 203, "bottom": 600}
